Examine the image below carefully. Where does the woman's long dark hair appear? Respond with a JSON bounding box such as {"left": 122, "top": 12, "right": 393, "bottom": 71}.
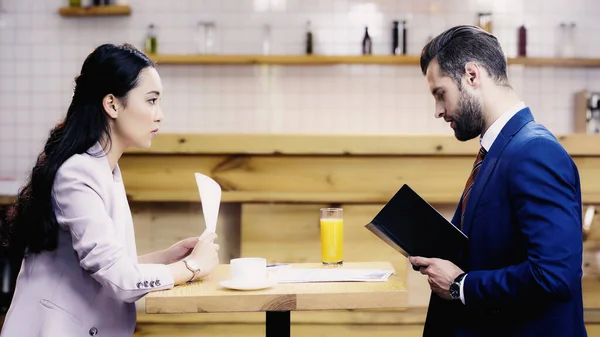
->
{"left": 1, "top": 43, "right": 154, "bottom": 262}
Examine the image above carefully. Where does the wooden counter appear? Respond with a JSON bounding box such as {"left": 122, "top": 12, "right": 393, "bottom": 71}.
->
{"left": 2, "top": 133, "right": 600, "bottom": 332}
{"left": 118, "top": 133, "right": 600, "bottom": 324}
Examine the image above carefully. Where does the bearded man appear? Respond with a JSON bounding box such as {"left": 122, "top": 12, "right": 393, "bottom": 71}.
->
{"left": 409, "top": 25, "right": 587, "bottom": 337}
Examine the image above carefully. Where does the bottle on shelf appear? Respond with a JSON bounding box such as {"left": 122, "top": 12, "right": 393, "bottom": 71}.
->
{"left": 362, "top": 26, "right": 372, "bottom": 55}
{"left": 69, "top": 0, "right": 82, "bottom": 7}
{"left": 392, "top": 21, "right": 399, "bottom": 55}
{"left": 145, "top": 24, "right": 157, "bottom": 54}
{"left": 557, "top": 22, "right": 576, "bottom": 58}
{"left": 305, "top": 21, "right": 313, "bottom": 55}
{"left": 202, "top": 22, "right": 216, "bottom": 54}
{"left": 477, "top": 12, "right": 492, "bottom": 33}
{"left": 93, "top": 0, "right": 101, "bottom": 6}
{"left": 517, "top": 25, "right": 527, "bottom": 57}
{"left": 401, "top": 20, "right": 407, "bottom": 55}
{"left": 263, "top": 24, "right": 272, "bottom": 55}
{"left": 566, "top": 22, "right": 576, "bottom": 58}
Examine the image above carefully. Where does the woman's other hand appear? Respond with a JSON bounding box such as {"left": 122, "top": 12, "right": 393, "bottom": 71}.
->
{"left": 167, "top": 233, "right": 220, "bottom": 285}
{"left": 187, "top": 233, "right": 220, "bottom": 279}
{"left": 162, "top": 236, "right": 202, "bottom": 264}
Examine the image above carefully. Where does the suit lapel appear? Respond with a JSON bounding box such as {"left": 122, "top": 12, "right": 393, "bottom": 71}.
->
{"left": 450, "top": 201, "right": 462, "bottom": 228}
{"left": 461, "top": 108, "right": 534, "bottom": 236}
{"left": 461, "top": 134, "right": 506, "bottom": 236}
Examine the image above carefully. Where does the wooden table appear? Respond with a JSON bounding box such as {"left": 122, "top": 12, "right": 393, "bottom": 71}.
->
{"left": 145, "top": 261, "right": 408, "bottom": 337}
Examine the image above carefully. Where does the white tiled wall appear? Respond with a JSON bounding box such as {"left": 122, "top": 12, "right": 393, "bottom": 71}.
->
{"left": 1, "top": 0, "right": 600, "bottom": 183}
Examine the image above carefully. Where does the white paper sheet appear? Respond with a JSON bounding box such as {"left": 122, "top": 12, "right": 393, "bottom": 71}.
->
{"left": 269, "top": 268, "right": 394, "bottom": 283}
{"left": 194, "top": 172, "right": 222, "bottom": 240}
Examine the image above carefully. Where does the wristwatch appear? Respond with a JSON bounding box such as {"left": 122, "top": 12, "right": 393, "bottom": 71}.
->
{"left": 182, "top": 258, "right": 201, "bottom": 284}
{"left": 449, "top": 273, "right": 466, "bottom": 300}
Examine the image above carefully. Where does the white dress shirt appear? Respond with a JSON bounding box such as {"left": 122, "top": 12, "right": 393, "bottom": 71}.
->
{"left": 458, "top": 101, "right": 527, "bottom": 305}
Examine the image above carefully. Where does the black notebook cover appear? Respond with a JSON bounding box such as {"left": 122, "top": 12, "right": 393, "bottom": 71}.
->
{"left": 365, "top": 184, "right": 468, "bottom": 264}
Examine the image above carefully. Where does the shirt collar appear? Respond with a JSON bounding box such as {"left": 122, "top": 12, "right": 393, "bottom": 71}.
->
{"left": 480, "top": 101, "right": 526, "bottom": 152}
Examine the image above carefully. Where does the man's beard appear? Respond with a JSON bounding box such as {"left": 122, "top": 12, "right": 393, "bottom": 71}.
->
{"left": 453, "top": 90, "right": 484, "bottom": 141}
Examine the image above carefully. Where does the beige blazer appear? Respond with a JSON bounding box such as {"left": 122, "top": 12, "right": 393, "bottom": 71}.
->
{"left": 0, "top": 143, "right": 174, "bottom": 337}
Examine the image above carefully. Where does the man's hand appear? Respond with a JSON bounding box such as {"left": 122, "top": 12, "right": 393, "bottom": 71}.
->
{"left": 408, "top": 256, "right": 464, "bottom": 300}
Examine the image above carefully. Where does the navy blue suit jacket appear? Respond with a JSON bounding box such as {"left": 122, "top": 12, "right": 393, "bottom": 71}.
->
{"left": 422, "top": 108, "right": 587, "bottom": 337}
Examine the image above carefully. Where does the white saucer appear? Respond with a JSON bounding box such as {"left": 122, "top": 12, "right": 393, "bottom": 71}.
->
{"left": 219, "top": 279, "right": 278, "bottom": 291}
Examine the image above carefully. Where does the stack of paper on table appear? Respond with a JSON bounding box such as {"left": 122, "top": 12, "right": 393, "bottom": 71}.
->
{"left": 269, "top": 268, "right": 394, "bottom": 283}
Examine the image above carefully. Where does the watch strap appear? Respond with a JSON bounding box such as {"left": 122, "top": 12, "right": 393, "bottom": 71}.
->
{"left": 454, "top": 272, "right": 466, "bottom": 284}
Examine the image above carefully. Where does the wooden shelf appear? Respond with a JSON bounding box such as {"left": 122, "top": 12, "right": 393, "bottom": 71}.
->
{"left": 510, "top": 57, "right": 600, "bottom": 67}
{"left": 148, "top": 54, "right": 600, "bottom": 67}
{"left": 58, "top": 5, "right": 131, "bottom": 17}
{"left": 149, "top": 55, "right": 420, "bottom": 65}
{"left": 0, "top": 196, "right": 15, "bottom": 205}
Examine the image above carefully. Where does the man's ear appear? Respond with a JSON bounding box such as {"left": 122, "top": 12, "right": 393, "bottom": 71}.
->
{"left": 464, "top": 62, "right": 482, "bottom": 89}
{"left": 102, "top": 94, "right": 119, "bottom": 119}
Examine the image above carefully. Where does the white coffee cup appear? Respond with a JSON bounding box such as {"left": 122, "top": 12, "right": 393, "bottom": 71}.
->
{"left": 229, "top": 257, "right": 268, "bottom": 283}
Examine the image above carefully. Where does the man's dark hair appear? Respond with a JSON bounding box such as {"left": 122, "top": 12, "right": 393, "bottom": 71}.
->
{"left": 420, "top": 25, "right": 510, "bottom": 89}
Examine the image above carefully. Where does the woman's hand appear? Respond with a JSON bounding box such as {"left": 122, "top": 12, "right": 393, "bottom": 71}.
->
{"left": 167, "top": 233, "right": 220, "bottom": 285}
{"left": 187, "top": 233, "right": 220, "bottom": 279}
{"left": 162, "top": 236, "right": 203, "bottom": 265}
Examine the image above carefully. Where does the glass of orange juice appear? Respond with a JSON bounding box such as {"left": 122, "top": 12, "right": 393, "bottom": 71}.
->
{"left": 320, "top": 208, "right": 343, "bottom": 266}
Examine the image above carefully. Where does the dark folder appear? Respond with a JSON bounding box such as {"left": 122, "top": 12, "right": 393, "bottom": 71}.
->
{"left": 365, "top": 184, "right": 468, "bottom": 264}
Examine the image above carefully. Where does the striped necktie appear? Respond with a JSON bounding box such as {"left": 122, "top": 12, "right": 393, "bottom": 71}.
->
{"left": 460, "top": 147, "right": 487, "bottom": 229}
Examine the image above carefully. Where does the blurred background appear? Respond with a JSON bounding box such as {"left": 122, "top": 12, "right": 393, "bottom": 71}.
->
{"left": 1, "top": 0, "right": 600, "bottom": 336}
{"left": 2, "top": 0, "right": 600, "bottom": 180}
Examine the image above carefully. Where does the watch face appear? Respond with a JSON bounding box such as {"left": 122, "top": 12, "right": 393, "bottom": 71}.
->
{"left": 449, "top": 282, "right": 459, "bottom": 299}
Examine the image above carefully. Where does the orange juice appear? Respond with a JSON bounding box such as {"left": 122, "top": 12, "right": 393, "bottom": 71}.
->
{"left": 320, "top": 218, "right": 343, "bottom": 265}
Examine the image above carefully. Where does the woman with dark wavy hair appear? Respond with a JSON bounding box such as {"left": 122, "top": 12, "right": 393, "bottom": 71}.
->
{"left": 0, "top": 43, "right": 219, "bottom": 337}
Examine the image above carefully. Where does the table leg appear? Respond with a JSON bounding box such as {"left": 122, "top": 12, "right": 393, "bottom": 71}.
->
{"left": 266, "top": 311, "right": 290, "bottom": 337}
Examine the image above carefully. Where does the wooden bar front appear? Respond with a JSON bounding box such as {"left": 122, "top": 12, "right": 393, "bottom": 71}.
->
{"left": 2, "top": 134, "right": 600, "bottom": 336}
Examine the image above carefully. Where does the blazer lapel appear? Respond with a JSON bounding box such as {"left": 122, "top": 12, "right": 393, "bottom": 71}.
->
{"left": 461, "top": 108, "right": 535, "bottom": 236}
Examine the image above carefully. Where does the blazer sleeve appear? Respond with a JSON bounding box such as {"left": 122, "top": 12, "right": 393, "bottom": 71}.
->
{"left": 52, "top": 156, "right": 175, "bottom": 303}
{"left": 463, "top": 136, "right": 582, "bottom": 308}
